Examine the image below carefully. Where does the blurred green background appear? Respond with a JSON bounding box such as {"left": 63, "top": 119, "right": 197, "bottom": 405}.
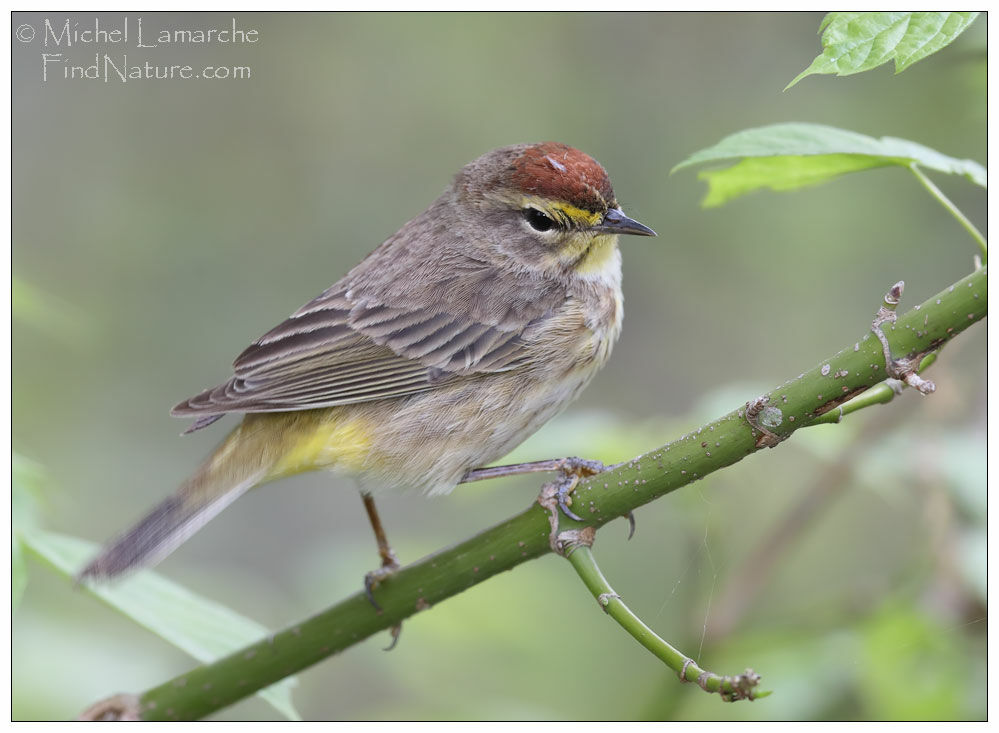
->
{"left": 13, "top": 12, "right": 985, "bottom": 721}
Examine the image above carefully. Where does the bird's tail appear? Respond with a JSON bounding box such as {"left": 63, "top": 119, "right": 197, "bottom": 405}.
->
{"left": 78, "top": 419, "right": 273, "bottom": 581}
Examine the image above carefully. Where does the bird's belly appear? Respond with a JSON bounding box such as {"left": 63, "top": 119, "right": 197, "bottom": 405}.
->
{"left": 351, "top": 364, "right": 602, "bottom": 495}
{"left": 365, "top": 291, "right": 621, "bottom": 494}
{"left": 278, "top": 287, "right": 623, "bottom": 496}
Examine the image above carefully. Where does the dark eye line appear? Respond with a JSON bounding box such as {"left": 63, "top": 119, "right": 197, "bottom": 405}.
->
{"left": 523, "top": 207, "right": 558, "bottom": 232}
{"left": 523, "top": 206, "right": 586, "bottom": 234}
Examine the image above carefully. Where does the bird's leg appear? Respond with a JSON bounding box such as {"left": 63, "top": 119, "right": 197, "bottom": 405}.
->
{"left": 361, "top": 491, "right": 400, "bottom": 576}
{"left": 360, "top": 491, "right": 403, "bottom": 648}
{"left": 360, "top": 492, "right": 403, "bottom": 648}
{"left": 462, "top": 457, "right": 629, "bottom": 527}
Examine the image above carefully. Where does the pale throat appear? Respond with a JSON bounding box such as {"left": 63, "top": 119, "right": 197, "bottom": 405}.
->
{"left": 573, "top": 234, "right": 622, "bottom": 282}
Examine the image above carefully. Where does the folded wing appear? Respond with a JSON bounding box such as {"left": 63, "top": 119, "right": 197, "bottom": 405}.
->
{"left": 172, "top": 278, "right": 555, "bottom": 422}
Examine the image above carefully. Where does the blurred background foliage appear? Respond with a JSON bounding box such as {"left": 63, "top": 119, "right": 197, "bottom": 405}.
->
{"left": 12, "top": 12, "right": 985, "bottom": 721}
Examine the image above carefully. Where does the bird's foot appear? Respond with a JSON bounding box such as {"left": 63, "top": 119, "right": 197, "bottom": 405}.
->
{"left": 554, "top": 456, "right": 606, "bottom": 478}
{"left": 363, "top": 548, "right": 400, "bottom": 612}
{"left": 551, "top": 456, "right": 607, "bottom": 521}
{"left": 363, "top": 550, "right": 403, "bottom": 650}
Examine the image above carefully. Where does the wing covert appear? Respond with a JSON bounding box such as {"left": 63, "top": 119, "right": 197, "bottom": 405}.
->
{"left": 172, "top": 283, "right": 546, "bottom": 418}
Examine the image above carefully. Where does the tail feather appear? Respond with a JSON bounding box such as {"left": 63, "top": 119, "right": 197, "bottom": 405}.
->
{"left": 77, "top": 477, "right": 256, "bottom": 580}
{"left": 78, "top": 419, "right": 273, "bottom": 581}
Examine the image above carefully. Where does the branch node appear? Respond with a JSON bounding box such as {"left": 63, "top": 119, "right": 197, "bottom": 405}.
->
{"left": 869, "top": 280, "right": 938, "bottom": 396}
{"left": 538, "top": 478, "right": 596, "bottom": 554}
{"left": 597, "top": 592, "right": 621, "bottom": 613}
{"left": 719, "top": 668, "right": 762, "bottom": 702}
{"left": 679, "top": 657, "right": 694, "bottom": 683}
{"left": 538, "top": 481, "right": 561, "bottom": 552}
{"left": 745, "top": 395, "right": 785, "bottom": 448}
{"left": 555, "top": 527, "right": 596, "bottom": 557}
{"left": 78, "top": 694, "right": 142, "bottom": 721}
{"left": 871, "top": 280, "right": 903, "bottom": 363}
{"left": 901, "top": 369, "right": 937, "bottom": 394}
{"left": 886, "top": 355, "right": 937, "bottom": 395}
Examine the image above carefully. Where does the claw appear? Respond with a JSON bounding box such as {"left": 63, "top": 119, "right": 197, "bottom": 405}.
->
{"left": 363, "top": 572, "right": 383, "bottom": 612}
{"left": 383, "top": 624, "right": 402, "bottom": 651}
{"left": 553, "top": 457, "right": 607, "bottom": 521}
{"left": 626, "top": 511, "right": 636, "bottom": 540}
{"left": 363, "top": 560, "right": 400, "bottom": 613}
{"left": 556, "top": 475, "right": 584, "bottom": 521}
{"left": 365, "top": 565, "right": 404, "bottom": 649}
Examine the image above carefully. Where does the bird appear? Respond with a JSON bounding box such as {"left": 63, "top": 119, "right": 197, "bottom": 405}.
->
{"left": 79, "top": 142, "right": 656, "bottom": 583}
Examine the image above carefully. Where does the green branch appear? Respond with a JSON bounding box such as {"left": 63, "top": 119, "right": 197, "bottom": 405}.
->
{"left": 809, "top": 352, "right": 936, "bottom": 425}
{"left": 563, "top": 541, "right": 764, "bottom": 701}
{"left": 94, "top": 266, "right": 984, "bottom": 720}
{"left": 909, "top": 164, "right": 988, "bottom": 261}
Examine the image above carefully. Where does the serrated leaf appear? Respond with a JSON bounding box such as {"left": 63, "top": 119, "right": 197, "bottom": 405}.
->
{"left": 788, "top": 12, "right": 979, "bottom": 88}
{"left": 672, "top": 123, "right": 986, "bottom": 207}
{"left": 21, "top": 531, "right": 302, "bottom": 721}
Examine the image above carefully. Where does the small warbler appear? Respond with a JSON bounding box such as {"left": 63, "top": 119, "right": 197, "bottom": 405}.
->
{"left": 81, "top": 142, "right": 656, "bottom": 580}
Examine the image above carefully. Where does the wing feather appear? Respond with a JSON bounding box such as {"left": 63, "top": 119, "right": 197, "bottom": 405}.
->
{"left": 172, "top": 235, "right": 567, "bottom": 423}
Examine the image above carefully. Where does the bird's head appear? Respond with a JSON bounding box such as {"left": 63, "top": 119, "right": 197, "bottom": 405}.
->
{"left": 453, "top": 142, "right": 656, "bottom": 277}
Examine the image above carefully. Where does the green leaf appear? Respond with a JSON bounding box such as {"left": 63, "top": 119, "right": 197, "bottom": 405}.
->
{"left": 12, "top": 278, "right": 95, "bottom": 345}
{"left": 12, "top": 451, "right": 47, "bottom": 612}
{"left": 21, "top": 531, "right": 302, "bottom": 721}
{"left": 12, "top": 451, "right": 46, "bottom": 534}
{"left": 672, "top": 123, "right": 986, "bottom": 207}
{"left": 787, "top": 12, "right": 979, "bottom": 88}
{"left": 12, "top": 538, "right": 27, "bottom": 613}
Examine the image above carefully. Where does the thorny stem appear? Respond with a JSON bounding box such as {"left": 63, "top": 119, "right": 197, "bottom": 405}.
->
{"left": 563, "top": 543, "right": 764, "bottom": 701}
{"left": 809, "top": 353, "right": 937, "bottom": 425}
{"left": 909, "top": 164, "right": 988, "bottom": 262}
{"left": 88, "top": 266, "right": 985, "bottom": 720}
{"left": 870, "top": 280, "right": 937, "bottom": 395}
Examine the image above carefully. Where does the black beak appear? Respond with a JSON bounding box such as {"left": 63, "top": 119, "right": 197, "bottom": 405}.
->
{"left": 594, "top": 208, "right": 657, "bottom": 237}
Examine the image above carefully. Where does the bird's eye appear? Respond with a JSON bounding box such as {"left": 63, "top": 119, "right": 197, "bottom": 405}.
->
{"left": 523, "top": 208, "right": 556, "bottom": 232}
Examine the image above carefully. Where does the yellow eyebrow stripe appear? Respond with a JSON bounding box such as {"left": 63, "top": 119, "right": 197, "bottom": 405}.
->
{"left": 521, "top": 196, "right": 603, "bottom": 227}
{"left": 553, "top": 203, "right": 603, "bottom": 226}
